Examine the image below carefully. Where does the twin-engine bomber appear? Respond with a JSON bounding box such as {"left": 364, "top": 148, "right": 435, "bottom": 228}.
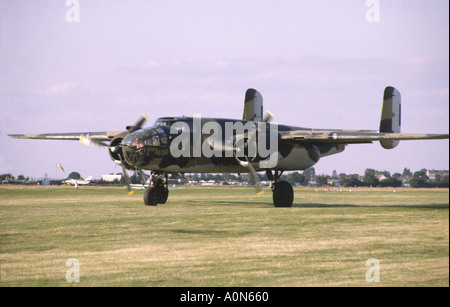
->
{"left": 9, "top": 87, "right": 449, "bottom": 207}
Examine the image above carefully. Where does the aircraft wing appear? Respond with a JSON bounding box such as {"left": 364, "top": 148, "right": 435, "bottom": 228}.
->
{"left": 280, "top": 130, "right": 449, "bottom": 144}
{"left": 8, "top": 131, "right": 122, "bottom": 142}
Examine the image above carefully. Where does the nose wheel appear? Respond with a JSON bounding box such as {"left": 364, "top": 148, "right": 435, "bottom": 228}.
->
{"left": 144, "top": 172, "right": 169, "bottom": 206}
{"left": 268, "top": 170, "right": 294, "bottom": 207}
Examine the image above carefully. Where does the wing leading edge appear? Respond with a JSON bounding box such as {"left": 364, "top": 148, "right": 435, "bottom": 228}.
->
{"left": 8, "top": 131, "right": 122, "bottom": 142}
{"left": 280, "top": 130, "right": 449, "bottom": 146}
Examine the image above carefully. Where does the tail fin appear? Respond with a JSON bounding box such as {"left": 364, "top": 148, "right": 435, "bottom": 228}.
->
{"left": 379, "top": 86, "right": 401, "bottom": 149}
{"left": 85, "top": 176, "right": 93, "bottom": 182}
{"left": 242, "top": 88, "right": 263, "bottom": 122}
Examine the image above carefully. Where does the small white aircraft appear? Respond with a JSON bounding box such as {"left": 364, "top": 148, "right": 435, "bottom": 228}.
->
{"left": 64, "top": 176, "right": 93, "bottom": 186}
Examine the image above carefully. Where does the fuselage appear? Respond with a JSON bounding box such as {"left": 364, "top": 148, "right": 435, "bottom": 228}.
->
{"left": 117, "top": 117, "right": 345, "bottom": 173}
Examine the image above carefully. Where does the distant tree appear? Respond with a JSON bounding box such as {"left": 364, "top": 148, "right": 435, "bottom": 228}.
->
{"left": 363, "top": 169, "right": 379, "bottom": 187}
{"left": 380, "top": 177, "right": 402, "bottom": 187}
{"left": 0, "top": 173, "right": 14, "bottom": 181}
{"left": 17, "top": 175, "right": 29, "bottom": 181}
{"left": 341, "top": 175, "right": 364, "bottom": 187}
{"left": 392, "top": 173, "right": 402, "bottom": 179}
{"left": 303, "top": 167, "right": 315, "bottom": 183}
{"left": 410, "top": 169, "right": 429, "bottom": 188}
{"left": 380, "top": 171, "right": 391, "bottom": 178}
{"left": 286, "top": 172, "right": 306, "bottom": 186}
{"left": 316, "top": 175, "right": 329, "bottom": 187}
{"left": 338, "top": 173, "right": 347, "bottom": 180}
{"left": 402, "top": 168, "right": 413, "bottom": 177}
{"left": 68, "top": 172, "right": 81, "bottom": 180}
{"left": 435, "top": 175, "right": 449, "bottom": 188}
{"left": 332, "top": 170, "right": 338, "bottom": 179}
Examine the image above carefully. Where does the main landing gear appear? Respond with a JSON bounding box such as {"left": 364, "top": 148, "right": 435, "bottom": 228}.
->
{"left": 144, "top": 172, "right": 169, "bottom": 206}
{"left": 143, "top": 170, "right": 294, "bottom": 207}
{"left": 267, "top": 170, "right": 294, "bottom": 207}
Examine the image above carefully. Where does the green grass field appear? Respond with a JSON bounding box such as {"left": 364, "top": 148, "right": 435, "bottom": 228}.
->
{"left": 0, "top": 185, "right": 448, "bottom": 286}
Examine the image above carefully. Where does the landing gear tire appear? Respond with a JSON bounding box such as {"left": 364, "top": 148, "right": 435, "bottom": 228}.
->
{"left": 144, "top": 186, "right": 169, "bottom": 206}
{"left": 144, "top": 187, "right": 159, "bottom": 206}
{"left": 273, "top": 181, "right": 293, "bottom": 207}
{"left": 158, "top": 187, "right": 169, "bottom": 204}
{"left": 144, "top": 172, "right": 170, "bottom": 206}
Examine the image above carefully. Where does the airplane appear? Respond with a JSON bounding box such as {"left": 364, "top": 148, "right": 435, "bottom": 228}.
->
{"left": 9, "top": 87, "right": 449, "bottom": 207}
{"left": 63, "top": 176, "right": 93, "bottom": 186}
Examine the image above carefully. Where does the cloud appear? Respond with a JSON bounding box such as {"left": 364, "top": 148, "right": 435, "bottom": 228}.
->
{"left": 120, "top": 54, "right": 436, "bottom": 86}
{"left": 35, "top": 82, "right": 78, "bottom": 97}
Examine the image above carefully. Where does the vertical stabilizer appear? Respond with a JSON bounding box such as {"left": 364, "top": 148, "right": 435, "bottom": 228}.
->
{"left": 379, "top": 86, "right": 401, "bottom": 149}
{"left": 243, "top": 89, "right": 263, "bottom": 122}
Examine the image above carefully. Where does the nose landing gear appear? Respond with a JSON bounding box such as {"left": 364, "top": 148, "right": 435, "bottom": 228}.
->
{"left": 144, "top": 172, "right": 169, "bottom": 206}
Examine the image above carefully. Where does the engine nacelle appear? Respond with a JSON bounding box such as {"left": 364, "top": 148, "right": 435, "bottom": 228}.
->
{"left": 276, "top": 144, "right": 321, "bottom": 171}
{"left": 108, "top": 133, "right": 133, "bottom": 170}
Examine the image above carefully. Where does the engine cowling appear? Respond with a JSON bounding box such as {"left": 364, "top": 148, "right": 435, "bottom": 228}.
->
{"left": 108, "top": 133, "right": 132, "bottom": 170}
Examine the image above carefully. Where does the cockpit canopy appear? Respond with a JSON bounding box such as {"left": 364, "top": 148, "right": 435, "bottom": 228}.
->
{"left": 122, "top": 128, "right": 168, "bottom": 149}
{"left": 121, "top": 127, "right": 169, "bottom": 166}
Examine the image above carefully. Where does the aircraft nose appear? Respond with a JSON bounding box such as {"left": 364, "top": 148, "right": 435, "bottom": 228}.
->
{"left": 122, "top": 130, "right": 147, "bottom": 166}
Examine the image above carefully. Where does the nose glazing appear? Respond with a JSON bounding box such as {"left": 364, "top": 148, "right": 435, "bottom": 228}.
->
{"left": 122, "top": 130, "right": 146, "bottom": 166}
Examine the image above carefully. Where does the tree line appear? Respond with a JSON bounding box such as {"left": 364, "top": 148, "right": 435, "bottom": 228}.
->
{"left": 1, "top": 167, "right": 448, "bottom": 188}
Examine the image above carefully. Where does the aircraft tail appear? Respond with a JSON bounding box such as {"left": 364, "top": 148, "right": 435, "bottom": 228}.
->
{"left": 242, "top": 88, "right": 263, "bottom": 122}
{"left": 85, "top": 176, "right": 92, "bottom": 182}
{"left": 379, "top": 86, "right": 401, "bottom": 149}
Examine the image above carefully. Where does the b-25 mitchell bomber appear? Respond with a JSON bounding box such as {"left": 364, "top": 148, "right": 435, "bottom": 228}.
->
{"left": 9, "top": 87, "right": 449, "bottom": 207}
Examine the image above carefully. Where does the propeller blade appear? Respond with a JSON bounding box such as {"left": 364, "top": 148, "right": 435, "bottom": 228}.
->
{"left": 127, "top": 114, "right": 148, "bottom": 133}
{"left": 140, "top": 173, "right": 147, "bottom": 186}
{"left": 118, "top": 153, "right": 134, "bottom": 196}
{"left": 263, "top": 110, "right": 274, "bottom": 123}
{"left": 79, "top": 134, "right": 110, "bottom": 148}
{"left": 244, "top": 155, "right": 264, "bottom": 196}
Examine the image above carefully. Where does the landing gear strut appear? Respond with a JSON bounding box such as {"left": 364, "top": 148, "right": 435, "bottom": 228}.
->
{"left": 144, "top": 172, "right": 169, "bottom": 206}
{"left": 268, "top": 170, "right": 294, "bottom": 207}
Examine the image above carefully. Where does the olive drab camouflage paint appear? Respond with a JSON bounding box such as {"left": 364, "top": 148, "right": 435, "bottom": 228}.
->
{"left": 9, "top": 87, "right": 449, "bottom": 207}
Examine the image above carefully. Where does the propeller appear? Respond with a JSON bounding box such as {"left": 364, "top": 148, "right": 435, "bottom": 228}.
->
{"left": 204, "top": 113, "right": 277, "bottom": 195}
{"left": 79, "top": 134, "right": 110, "bottom": 148}
{"left": 78, "top": 115, "right": 148, "bottom": 195}
{"left": 243, "top": 155, "right": 264, "bottom": 196}
{"left": 118, "top": 153, "right": 134, "bottom": 196}
{"left": 126, "top": 115, "right": 148, "bottom": 133}
{"left": 263, "top": 110, "right": 274, "bottom": 123}
{"left": 238, "top": 112, "right": 275, "bottom": 195}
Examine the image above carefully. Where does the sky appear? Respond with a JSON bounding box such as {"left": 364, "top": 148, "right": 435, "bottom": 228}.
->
{"left": 1, "top": 0, "right": 449, "bottom": 179}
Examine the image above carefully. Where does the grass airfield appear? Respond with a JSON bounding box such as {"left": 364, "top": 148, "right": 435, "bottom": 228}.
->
{"left": 0, "top": 185, "right": 448, "bottom": 287}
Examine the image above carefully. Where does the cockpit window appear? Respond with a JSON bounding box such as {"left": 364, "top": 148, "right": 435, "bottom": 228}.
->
{"left": 155, "top": 128, "right": 167, "bottom": 145}
{"left": 126, "top": 128, "right": 167, "bottom": 147}
{"left": 151, "top": 135, "right": 160, "bottom": 147}
{"left": 160, "top": 134, "right": 167, "bottom": 145}
{"left": 155, "top": 120, "right": 174, "bottom": 127}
